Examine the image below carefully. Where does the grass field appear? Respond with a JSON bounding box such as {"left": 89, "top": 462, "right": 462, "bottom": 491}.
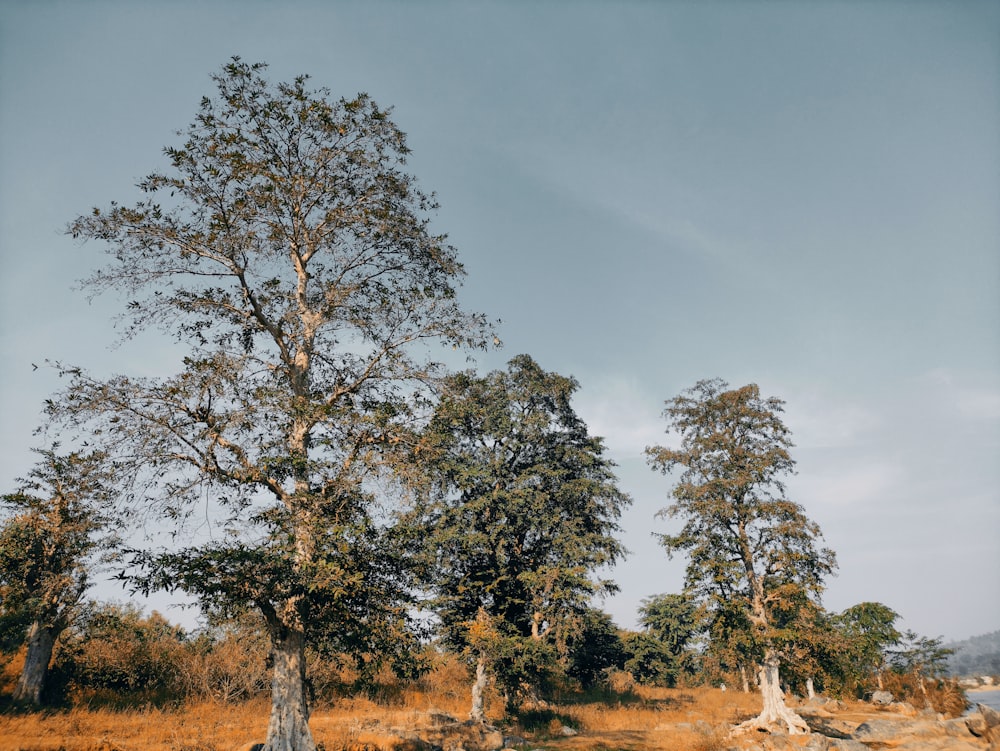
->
{"left": 0, "top": 681, "right": 771, "bottom": 751}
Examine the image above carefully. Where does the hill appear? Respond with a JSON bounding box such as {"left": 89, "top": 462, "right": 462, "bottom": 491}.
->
{"left": 947, "top": 630, "right": 1000, "bottom": 677}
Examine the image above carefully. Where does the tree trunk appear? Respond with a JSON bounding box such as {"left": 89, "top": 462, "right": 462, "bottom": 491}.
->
{"left": 13, "top": 620, "right": 56, "bottom": 705}
{"left": 806, "top": 676, "right": 816, "bottom": 699}
{"left": 737, "top": 651, "right": 810, "bottom": 735}
{"left": 469, "top": 655, "right": 488, "bottom": 723}
{"left": 739, "top": 663, "right": 750, "bottom": 693}
{"left": 263, "top": 625, "right": 315, "bottom": 751}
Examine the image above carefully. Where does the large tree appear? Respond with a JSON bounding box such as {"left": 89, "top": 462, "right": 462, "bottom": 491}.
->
{"left": 0, "top": 449, "right": 111, "bottom": 705}
{"left": 411, "top": 355, "right": 629, "bottom": 719}
{"left": 646, "top": 379, "right": 836, "bottom": 734}
{"left": 54, "top": 59, "right": 492, "bottom": 751}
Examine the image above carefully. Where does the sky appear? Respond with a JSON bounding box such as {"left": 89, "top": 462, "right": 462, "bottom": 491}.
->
{"left": 1, "top": 1, "right": 998, "bottom": 643}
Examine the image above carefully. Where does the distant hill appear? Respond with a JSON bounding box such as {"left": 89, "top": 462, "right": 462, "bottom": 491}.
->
{"left": 946, "top": 630, "right": 1000, "bottom": 677}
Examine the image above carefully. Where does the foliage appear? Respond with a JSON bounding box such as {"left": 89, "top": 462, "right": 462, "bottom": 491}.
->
{"left": 622, "top": 593, "right": 698, "bottom": 686}
{"left": 409, "top": 355, "right": 630, "bottom": 703}
{"left": 0, "top": 448, "right": 115, "bottom": 704}
{"left": 833, "top": 601, "right": 901, "bottom": 692}
{"left": 564, "top": 607, "right": 627, "bottom": 689}
{"left": 55, "top": 602, "right": 190, "bottom": 703}
{"left": 55, "top": 57, "right": 493, "bottom": 748}
{"left": 0, "top": 450, "right": 110, "bottom": 648}
{"left": 890, "top": 630, "right": 953, "bottom": 680}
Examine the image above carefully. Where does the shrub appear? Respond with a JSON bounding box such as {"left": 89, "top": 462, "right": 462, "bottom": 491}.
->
{"left": 54, "top": 602, "right": 189, "bottom": 704}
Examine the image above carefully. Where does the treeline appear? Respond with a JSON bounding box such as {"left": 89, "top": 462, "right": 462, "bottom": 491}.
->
{"left": 0, "top": 596, "right": 962, "bottom": 716}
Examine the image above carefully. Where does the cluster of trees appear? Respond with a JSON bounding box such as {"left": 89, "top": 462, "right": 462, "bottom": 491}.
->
{"left": 0, "top": 59, "right": 961, "bottom": 750}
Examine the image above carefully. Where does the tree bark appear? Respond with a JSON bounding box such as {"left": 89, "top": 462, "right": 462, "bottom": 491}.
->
{"left": 737, "top": 651, "right": 810, "bottom": 735}
{"left": 263, "top": 624, "right": 315, "bottom": 751}
{"left": 13, "top": 620, "right": 56, "bottom": 705}
{"left": 806, "top": 676, "right": 816, "bottom": 699}
{"left": 469, "top": 655, "right": 488, "bottom": 723}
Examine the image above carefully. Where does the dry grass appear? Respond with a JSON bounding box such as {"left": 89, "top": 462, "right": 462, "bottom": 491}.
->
{"left": 0, "top": 684, "right": 765, "bottom": 751}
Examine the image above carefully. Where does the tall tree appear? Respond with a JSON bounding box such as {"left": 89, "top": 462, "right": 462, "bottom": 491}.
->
{"left": 55, "top": 59, "right": 492, "bottom": 751}
{"left": 411, "top": 355, "right": 629, "bottom": 719}
{"left": 0, "top": 449, "right": 111, "bottom": 705}
{"left": 646, "top": 379, "right": 836, "bottom": 734}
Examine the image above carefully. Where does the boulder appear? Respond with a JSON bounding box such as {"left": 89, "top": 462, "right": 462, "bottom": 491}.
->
{"left": 870, "top": 690, "right": 894, "bottom": 705}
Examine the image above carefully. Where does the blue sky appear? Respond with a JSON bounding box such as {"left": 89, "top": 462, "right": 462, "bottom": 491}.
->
{"left": 1, "top": 1, "right": 998, "bottom": 642}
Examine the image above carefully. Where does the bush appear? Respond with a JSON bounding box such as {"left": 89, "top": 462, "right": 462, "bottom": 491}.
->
{"left": 54, "top": 602, "right": 190, "bottom": 704}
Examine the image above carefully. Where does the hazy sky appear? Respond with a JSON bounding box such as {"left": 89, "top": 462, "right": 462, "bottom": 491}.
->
{"left": 1, "top": 1, "right": 997, "bottom": 642}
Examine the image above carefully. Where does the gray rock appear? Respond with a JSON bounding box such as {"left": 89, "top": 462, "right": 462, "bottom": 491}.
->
{"left": 870, "top": 690, "right": 894, "bottom": 705}
{"left": 980, "top": 703, "right": 1000, "bottom": 729}
{"left": 853, "top": 718, "right": 912, "bottom": 741}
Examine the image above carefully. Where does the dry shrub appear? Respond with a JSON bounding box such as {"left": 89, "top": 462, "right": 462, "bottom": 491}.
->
{"left": 881, "top": 671, "right": 967, "bottom": 717}
{"left": 179, "top": 627, "right": 270, "bottom": 703}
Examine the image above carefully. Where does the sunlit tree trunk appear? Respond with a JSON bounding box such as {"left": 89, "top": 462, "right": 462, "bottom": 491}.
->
{"left": 264, "top": 621, "right": 314, "bottom": 751}
{"left": 470, "top": 655, "right": 488, "bottom": 723}
{"left": 806, "top": 676, "right": 816, "bottom": 699}
{"left": 13, "top": 621, "right": 56, "bottom": 705}
{"left": 744, "top": 651, "right": 810, "bottom": 735}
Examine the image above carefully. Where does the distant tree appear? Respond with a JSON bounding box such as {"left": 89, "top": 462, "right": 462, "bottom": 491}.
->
{"left": 622, "top": 593, "right": 698, "bottom": 687}
{"left": 411, "top": 355, "right": 629, "bottom": 719}
{"left": 889, "top": 629, "right": 953, "bottom": 708}
{"left": 835, "top": 602, "right": 901, "bottom": 693}
{"left": 647, "top": 379, "right": 837, "bottom": 734}
{"left": 565, "top": 607, "right": 627, "bottom": 689}
{"left": 0, "top": 449, "right": 111, "bottom": 705}
{"left": 55, "top": 59, "right": 492, "bottom": 751}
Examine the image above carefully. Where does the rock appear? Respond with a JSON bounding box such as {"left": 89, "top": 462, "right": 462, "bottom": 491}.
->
{"left": 980, "top": 703, "right": 1000, "bottom": 729}
{"left": 967, "top": 713, "right": 989, "bottom": 737}
{"left": 870, "top": 690, "right": 894, "bottom": 705}
{"left": 853, "top": 717, "right": 913, "bottom": 742}
{"left": 559, "top": 724, "right": 578, "bottom": 736}
{"left": 800, "top": 714, "right": 855, "bottom": 739}
{"left": 941, "top": 717, "right": 976, "bottom": 738}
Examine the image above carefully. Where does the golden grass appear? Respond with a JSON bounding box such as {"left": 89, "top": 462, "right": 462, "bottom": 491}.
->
{"left": 0, "top": 684, "right": 767, "bottom": 751}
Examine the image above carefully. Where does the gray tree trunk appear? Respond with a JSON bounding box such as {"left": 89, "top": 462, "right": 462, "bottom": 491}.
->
{"left": 469, "top": 655, "right": 488, "bottom": 723}
{"left": 738, "top": 651, "right": 810, "bottom": 735}
{"left": 13, "top": 620, "right": 56, "bottom": 705}
{"left": 263, "top": 626, "right": 315, "bottom": 751}
{"left": 806, "top": 676, "right": 816, "bottom": 699}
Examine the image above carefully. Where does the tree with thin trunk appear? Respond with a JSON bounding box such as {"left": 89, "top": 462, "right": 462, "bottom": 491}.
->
{"left": 0, "top": 449, "right": 111, "bottom": 706}
{"left": 410, "top": 355, "right": 629, "bottom": 720}
{"left": 889, "top": 629, "right": 953, "bottom": 709}
{"left": 835, "top": 602, "right": 901, "bottom": 694}
{"left": 646, "top": 379, "right": 836, "bottom": 734}
{"left": 54, "top": 59, "right": 492, "bottom": 751}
